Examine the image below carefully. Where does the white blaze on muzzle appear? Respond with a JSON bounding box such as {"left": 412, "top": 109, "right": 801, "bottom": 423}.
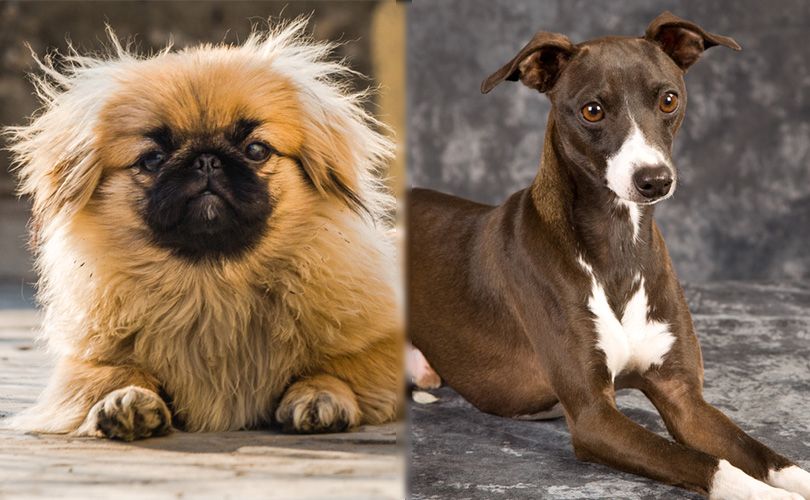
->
{"left": 605, "top": 118, "right": 674, "bottom": 203}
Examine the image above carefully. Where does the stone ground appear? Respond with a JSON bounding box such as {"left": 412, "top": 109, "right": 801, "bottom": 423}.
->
{"left": 0, "top": 308, "right": 404, "bottom": 499}
{"left": 409, "top": 282, "right": 810, "bottom": 499}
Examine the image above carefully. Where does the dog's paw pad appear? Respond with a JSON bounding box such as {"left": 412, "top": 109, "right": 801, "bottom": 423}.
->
{"left": 276, "top": 380, "right": 361, "bottom": 434}
{"left": 82, "top": 386, "right": 171, "bottom": 441}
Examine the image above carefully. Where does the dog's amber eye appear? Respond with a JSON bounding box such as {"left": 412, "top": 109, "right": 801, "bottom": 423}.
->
{"left": 245, "top": 142, "right": 272, "bottom": 162}
{"left": 659, "top": 92, "right": 679, "bottom": 113}
{"left": 139, "top": 151, "right": 166, "bottom": 172}
{"left": 581, "top": 103, "right": 604, "bottom": 123}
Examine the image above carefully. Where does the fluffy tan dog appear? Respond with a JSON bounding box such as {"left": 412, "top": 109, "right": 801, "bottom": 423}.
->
{"left": 5, "top": 19, "right": 402, "bottom": 440}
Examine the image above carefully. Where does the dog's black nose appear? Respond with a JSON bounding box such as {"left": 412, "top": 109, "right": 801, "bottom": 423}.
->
{"left": 193, "top": 153, "right": 222, "bottom": 173}
{"left": 632, "top": 165, "right": 673, "bottom": 199}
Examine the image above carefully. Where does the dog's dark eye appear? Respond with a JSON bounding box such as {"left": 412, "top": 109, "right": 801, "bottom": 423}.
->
{"left": 659, "top": 92, "right": 679, "bottom": 113}
{"left": 245, "top": 142, "right": 272, "bottom": 162}
{"left": 581, "top": 102, "right": 605, "bottom": 123}
{"left": 139, "top": 151, "right": 166, "bottom": 172}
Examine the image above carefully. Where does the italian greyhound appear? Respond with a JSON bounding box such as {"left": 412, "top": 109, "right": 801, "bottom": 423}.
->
{"left": 408, "top": 12, "right": 810, "bottom": 499}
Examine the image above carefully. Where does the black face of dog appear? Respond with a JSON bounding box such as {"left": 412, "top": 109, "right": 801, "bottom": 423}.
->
{"left": 137, "top": 120, "right": 274, "bottom": 260}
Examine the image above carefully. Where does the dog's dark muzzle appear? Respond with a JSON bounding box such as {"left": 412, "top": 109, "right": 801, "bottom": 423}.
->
{"left": 144, "top": 150, "right": 272, "bottom": 260}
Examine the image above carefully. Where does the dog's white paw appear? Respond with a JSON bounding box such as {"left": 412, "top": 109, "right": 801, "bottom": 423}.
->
{"left": 750, "top": 490, "right": 805, "bottom": 500}
{"left": 275, "top": 376, "right": 361, "bottom": 434}
{"left": 769, "top": 465, "right": 810, "bottom": 499}
{"left": 77, "top": 386, "right": 171, "bottom": 441}
{"left": 407, "top": 345, "right": 441, "bottom": 389}
{"left": 711, "top": 460, "right": 804, "bottom": 500}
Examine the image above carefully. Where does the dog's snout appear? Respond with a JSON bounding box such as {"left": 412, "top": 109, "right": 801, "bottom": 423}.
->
{"left": 632, "top": 165, "right": 673, "bottom": 200}
{"left": 193, "top": 153, "right": 222, "bottom": 173}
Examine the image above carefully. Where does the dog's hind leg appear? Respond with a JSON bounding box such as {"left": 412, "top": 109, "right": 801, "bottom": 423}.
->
{"left": 6, "top": 356, "right": 170, "bottom": 441}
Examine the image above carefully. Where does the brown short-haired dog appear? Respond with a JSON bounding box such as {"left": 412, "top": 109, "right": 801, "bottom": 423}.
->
{"left": 409, "top": 12, "right": 809, "bottom": 499}
{"left": 6, "top": 19, "right": 402, "bottom": 440}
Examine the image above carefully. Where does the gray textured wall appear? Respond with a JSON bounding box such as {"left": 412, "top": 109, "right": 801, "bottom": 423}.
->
{"left": 407, "top": 0, "right": 810, "bottom": 283}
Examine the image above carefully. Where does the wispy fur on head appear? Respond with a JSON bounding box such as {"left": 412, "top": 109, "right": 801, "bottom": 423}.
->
{"left": 6, "top": 17, "right": 395, "bottom": 227}
{"left": 4, "top": 18, "right": 402, "bottom": 435}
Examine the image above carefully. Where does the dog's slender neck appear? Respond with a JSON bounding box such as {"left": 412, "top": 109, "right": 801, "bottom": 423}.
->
{"left": 530, "top": 114, "right": 655, "bottom": 275}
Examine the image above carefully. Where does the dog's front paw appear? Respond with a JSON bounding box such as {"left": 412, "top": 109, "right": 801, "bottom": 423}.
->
{"left": 769, "top": 465, "right": 810, "bottom": 499}
{"left": 78, "top": 386, "right": 171, "bottom": 441}
{"left": 275, "top": 375, "right": 361, "bottom": 434}
{"left": 711, "top": 460, "right": 804, "bottom": 500}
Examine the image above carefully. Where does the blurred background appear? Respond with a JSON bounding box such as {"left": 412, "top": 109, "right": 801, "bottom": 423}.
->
{"left": 0, "top": 0, "right": 404, "bottom": 308}
{"left": 408, "top": 0, "right": 810, "bottom": 284}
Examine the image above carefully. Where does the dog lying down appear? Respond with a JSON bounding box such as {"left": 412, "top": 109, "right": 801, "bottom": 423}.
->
{"left": 407, "top": 11, "right": 810, "bottom": 500}
{"left": 5, "top": 18, "right": 402, "bottom": 439}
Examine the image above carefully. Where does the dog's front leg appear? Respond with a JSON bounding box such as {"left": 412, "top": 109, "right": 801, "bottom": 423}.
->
{"left": 11, "top": 356, "right": 171, "bottom": 441}
{"left": 645, "top": 376, "right": 810, "bottom": 499}
{"left": 559, "top": 388, "right": 801, "bottom": 499}
{"left": 566, "top": 396, "right": 715, "bottom": 495}
{"left": 275, "top": 337, "right": 401, "bottom": 433}
{"left": 275, "top": 374, "right": 362, "bottom": 433}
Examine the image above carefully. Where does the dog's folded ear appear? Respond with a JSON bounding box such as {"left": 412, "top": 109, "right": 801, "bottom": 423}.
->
{"left": 481, "top": 32, "right": 575, "bottom": 94}
{"left": 4, "top": 54, "right": 103, "bottom": 226}
{"left": 645, "top": 11, "right": 741, "bottom": 71}
{"left": 296, "top": 88, "right": 394, "bottom": 219}
{"left": 299, "top": 118, "right": 368, "bottom": 217}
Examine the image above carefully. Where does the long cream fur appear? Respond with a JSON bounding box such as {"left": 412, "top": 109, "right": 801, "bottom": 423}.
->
{"left": 4, "top": 18, "right": 402, "bottom": 435}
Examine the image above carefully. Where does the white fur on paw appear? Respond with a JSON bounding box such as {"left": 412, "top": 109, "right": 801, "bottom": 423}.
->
{"left": 77, "top": 386, "right": 171, "bottom": 441}
{"left": 710, "top": 460, "right": 804, "bottom": 500}
{"left": 275, "top": 386, "right": 360, "bottom": 434}
{"left": 407, "top": 345, "right": 441, "bottom": 389}
{"left": 769, "top": 465, "right": 810, "bottom": 499}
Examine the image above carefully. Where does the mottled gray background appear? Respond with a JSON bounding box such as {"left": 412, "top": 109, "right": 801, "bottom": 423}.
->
{"left": 407, "top": 0, "right": 810, "bottom": 283}
{"left": 0, "top": 0, "right": 402, "bottom": 307}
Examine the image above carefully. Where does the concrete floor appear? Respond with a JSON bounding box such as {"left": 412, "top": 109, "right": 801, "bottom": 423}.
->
{"left": 0, "top": 309, "right": 404, "bottom": 499}
{"left": 409, "top": 282, "right": 810, "bottom": 499}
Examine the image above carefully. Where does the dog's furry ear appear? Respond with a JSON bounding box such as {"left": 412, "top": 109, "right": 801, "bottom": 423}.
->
{"left": 5, "top": 48, "right": 114, "bottom": 226}
{"left": 298, "top": 111, "right": 371, "bottom": 217}
{"left": 296, "top": 90, "right": 395, "bottom": 220}
{"left": 645, "top": 11, "right": 741, "bottom": 71}
{"left": 481, "top": 32, "right": 575, "bottom": 94}
{"left": 252, "top": 17, "right": 394, "bottom": 220}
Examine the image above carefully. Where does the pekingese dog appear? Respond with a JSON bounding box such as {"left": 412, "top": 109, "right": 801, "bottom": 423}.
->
{"left": 5, "top": 18, "right": 402, "bottom": 440}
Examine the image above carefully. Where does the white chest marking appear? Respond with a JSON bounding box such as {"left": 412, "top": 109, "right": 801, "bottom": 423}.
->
{"left": 577, "top": 256, "right": 675, "bottom": 380}
{"left": 617, "top": 199, "right": 641, "bottom": 242}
